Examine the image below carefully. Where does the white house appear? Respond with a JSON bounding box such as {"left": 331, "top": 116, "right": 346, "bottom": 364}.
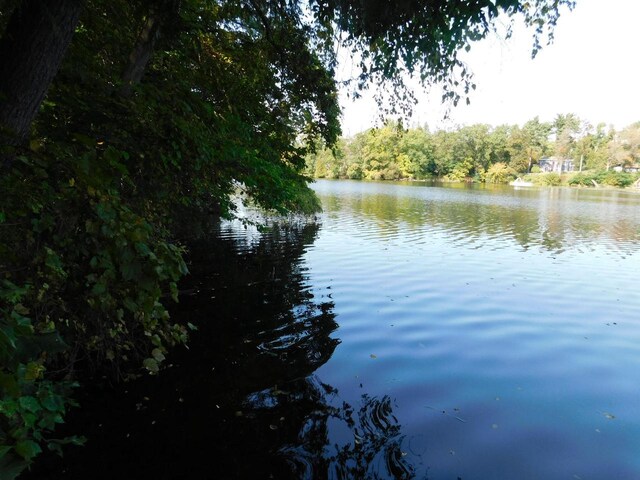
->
{"left": 538, "top": 157, "right": 574, "bottom": 173}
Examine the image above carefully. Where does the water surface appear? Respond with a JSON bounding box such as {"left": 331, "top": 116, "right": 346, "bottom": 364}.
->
{"left": 29, "top": 180, "right": 640, "bottom": 479}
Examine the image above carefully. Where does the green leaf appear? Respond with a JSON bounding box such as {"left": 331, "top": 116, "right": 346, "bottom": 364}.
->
{"left": 0, "top": 372, "right": 19, "bottom": 396}
{"left": 40, "top": 393, "right": 64, "bottom": 413}
{"left": 15, "top": 440, "right": 42, "bottom": 461}
{"left": 24, "top": 362, "right": 44, "bottom": 381}
{"left": 0, "top": 454, "right": 26, "bottom": 480}
{"left": 0, "top": 445, "right": 12, "bottom": 460}
{"left": 142, "top": 358, "right": 159, "bottom": 374}
{"left": 151, "top": 348, "right": 165, "bottom": 363}
{"left": 18, "top": 396, "right": 41, "bottom": 413}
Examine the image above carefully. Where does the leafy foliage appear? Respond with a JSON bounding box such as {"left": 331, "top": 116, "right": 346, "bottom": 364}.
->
{"left": 568, "top": 170, "right": 639, "bottom": 188}
{"left": 486, "top": 162, "right": 517, "bottom": 183}
{"left": 306, "top": 117, "right": 640, "bottom": 185}
{"left": 314, "top": 0, "right": 575, "bottom": 113}
{"left": 535, "top": 172, "right": 562, "bottom": 185}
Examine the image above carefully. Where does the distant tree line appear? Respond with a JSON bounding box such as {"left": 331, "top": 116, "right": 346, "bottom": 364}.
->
{"left": 306, "top": 114, "right": 640, "bottom": 185}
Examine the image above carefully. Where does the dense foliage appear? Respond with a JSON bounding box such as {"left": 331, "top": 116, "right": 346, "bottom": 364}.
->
{"left": 306, "top": 118, "right": 640, "bottom": 183}
{"left": 0, "top": 0, "right": 576, "bottom": 475}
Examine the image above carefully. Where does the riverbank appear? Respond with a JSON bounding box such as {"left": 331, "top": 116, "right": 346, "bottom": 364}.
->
{"left": 313, "top": 169, "right": 640, "bottom": 190}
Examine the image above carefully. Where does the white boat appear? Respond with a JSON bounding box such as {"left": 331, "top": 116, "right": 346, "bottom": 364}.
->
{"left": 509, "top": 177, "right": 534, "bottom": 187}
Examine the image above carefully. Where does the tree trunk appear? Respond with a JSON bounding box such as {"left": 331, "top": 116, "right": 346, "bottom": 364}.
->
{"left": 120, "top": 0, "right": 181, "bottom": 98}
{"left": 119, "top": 7, "right": 164, "bottom": 98}
{"left": 0, "top": 0, "right": 84, "bottom": 148}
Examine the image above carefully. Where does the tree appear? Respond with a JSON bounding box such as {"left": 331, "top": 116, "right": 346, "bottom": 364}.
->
{"left": 553, "top": 113, "right": 581, "bottom": 160}
{"left": 488, "top": 124, "right": 514, "bottom": 166}
{"left": 397, "top": 128, "right": 434, "bottom": 179}
{"left": 0, "top": 0, "right": 83, "bottom": 151}
{"left": 0, "top": 0, "right": 576, "bottom": 153}
{"left": 508, "top": 117, "right": 551, "bottom": 172}
{"left": 609, "top": 123, "right": 640, "bottom": 169}
{"left": 454, "top": 124, "right": 493, "bottom": 177}
{"left": 360, "top": 122, "right": 403, "bottom": 180}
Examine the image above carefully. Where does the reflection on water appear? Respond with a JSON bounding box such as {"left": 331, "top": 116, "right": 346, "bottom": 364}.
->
{"left": 27, "top": 221, "right": 417, "bottom": 479}
{"left": 308, "top": 180, "right": 640, "bottom": 479}
{"left": 27, "top": 181, "right": 640, "bottom": 479}
{"left": 318, "top": 180, "right": 640, "bottom": 256}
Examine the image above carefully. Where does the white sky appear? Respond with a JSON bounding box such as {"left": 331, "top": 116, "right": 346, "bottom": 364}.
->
{"left": 339, "top": 0, "right": 640, "bottom": 135}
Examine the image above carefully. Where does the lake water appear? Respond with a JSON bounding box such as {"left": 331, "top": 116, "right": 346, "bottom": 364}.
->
{"left": 28, "top": 180, "right": 640, "bottom": 479}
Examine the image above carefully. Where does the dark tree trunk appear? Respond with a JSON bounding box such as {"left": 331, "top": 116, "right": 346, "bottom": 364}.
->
{"left": 119, "top": 7, "right": 164, "bottom": 98}
{"left": 120, "top": 0, "right": 182, "bottom": 98}
{"left": 0, "top": 0, "right": 84, "bottom": 148}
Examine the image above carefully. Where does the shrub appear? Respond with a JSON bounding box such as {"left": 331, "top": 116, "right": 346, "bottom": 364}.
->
{"left": 535, "top": 172, "right": 562, "bottom": 186}
{"left": 485, "top": 162, "right": 517, "bottom": 183}
{"left": 597, "top": 171, "right": 635, "bottom": 187}
{"left": 568, "top": 170, "right": 639, "bottom": 188}
{"left": 568, "top": 172, "right": 592, "bottom": 186}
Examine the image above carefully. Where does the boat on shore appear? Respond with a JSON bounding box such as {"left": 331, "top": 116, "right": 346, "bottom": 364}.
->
{"left": 509, "top": 177, "right": 534, "bottom": 187}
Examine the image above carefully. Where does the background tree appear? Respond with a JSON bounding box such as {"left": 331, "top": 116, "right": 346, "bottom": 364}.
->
{"left": 397, "top": 127, "right": 434, "bottom": 179}
{"left": 553, "top": 112, "right": 581, "bottom": 160}
{"left": 618, "top": 123, "right": 640, "bottom": 167}
{"left": 360, "top": 122, "right": 403, "bottom": 180}
{"left": 508, "top": 117, "right": 551, "bottom": 172}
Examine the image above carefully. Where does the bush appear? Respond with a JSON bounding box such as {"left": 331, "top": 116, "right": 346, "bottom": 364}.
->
{"left": 597, "top": 171, "right": 636, "bottom": 187}
{"left": 568, "top": 170, "right": 639, "bottom": 187}
{"left": 485, "top": 162, "right": 517, "bottom": 184}
{"left": 0, "top": 149, "right": 191, "bottom": 474}
{"left": 534, "top": 172, "right": 562, "bottom": 186}
{"left": 568, "top": 172, "right": 592, "bottom": 186}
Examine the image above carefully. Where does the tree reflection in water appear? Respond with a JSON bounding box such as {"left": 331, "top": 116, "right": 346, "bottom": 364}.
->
{"left": 268, "top": 384, "right": 416, "bottom": 480}
{"left": 25, "top": 220, "right": 419, "bottom": 480}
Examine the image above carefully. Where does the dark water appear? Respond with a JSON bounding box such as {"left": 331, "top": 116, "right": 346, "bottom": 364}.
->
{"left": 27, "top": 180, "right": 640, "bottom": 479}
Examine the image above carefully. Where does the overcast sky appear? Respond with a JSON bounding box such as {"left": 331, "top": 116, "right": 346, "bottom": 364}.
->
{"left": 339, "top": 0, "right": 640, "bottom": 135}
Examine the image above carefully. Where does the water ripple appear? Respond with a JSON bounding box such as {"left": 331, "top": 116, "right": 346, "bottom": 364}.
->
{"left": 305, "top": 180, "right": 640, "bottom": 478}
